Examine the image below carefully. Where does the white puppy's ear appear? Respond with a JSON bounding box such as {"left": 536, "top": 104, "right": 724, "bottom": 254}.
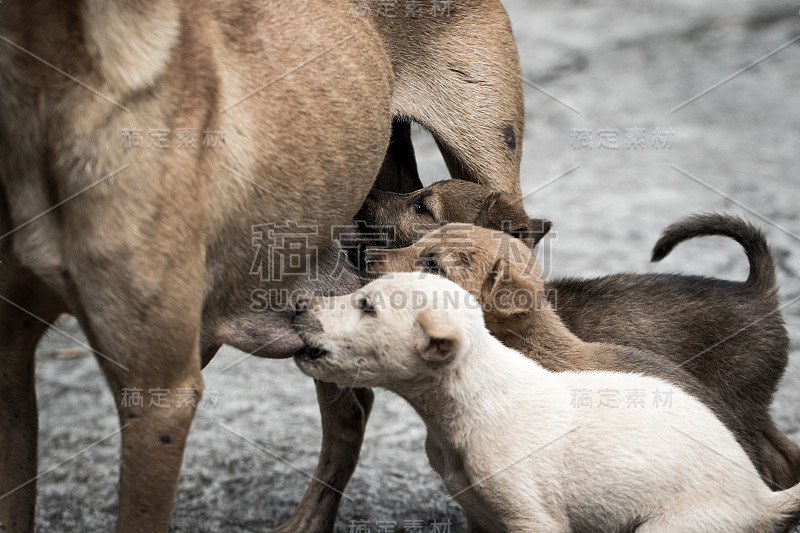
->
{"left": 415, "top": 307, "right": 461, "bottom": 363}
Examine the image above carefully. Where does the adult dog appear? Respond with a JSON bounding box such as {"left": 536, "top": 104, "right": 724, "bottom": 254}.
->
{"left": 0, "top": 1, "right": 524, "bottom": 531}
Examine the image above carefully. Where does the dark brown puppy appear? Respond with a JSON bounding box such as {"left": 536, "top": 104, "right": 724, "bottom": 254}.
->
{"left": 354, "top": 179, "right": 550, "bottom": 247}
{"left": 550, "top": 215, "right": 795, "bottom": 490}
{"left": 344, "top": 179, "right": 551, "bottom": 269}
{"left": 366, "top": 217, "right": 796, "bottom": 490}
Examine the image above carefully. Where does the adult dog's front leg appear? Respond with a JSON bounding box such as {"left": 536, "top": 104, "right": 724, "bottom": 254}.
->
{"left": 85, "top": 315, "right": 204, "bottom": 533}
{"left": 0, "top": 265, "right": 62, "bottom": 532}
{"left": 57, "top": 198, "right": 207, "bottom": 532}
{"left": 272, "top": 381, "right": 373, "bottom": 533}
{"left": 109, "top": 378, "right": 202, "bottom": 533}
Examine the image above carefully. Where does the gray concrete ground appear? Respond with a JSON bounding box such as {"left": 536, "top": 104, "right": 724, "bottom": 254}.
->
{"left": 30, "top": 0, "right": 800, "bottom": 531}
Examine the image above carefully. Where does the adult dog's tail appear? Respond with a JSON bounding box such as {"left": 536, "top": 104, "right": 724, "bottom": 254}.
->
{"left": 651, "top": 213, "right": 776, "bottom": 293}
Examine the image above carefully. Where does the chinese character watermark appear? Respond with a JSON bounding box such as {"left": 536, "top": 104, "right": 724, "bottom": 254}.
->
{"left": 122, "top": 127, "right": 224, "bottom": 150}
{"left": 570, "top": 127, "right": 673, "bottom": 150}
{"left": 570, "top": 388, "right": 674, "bottom": 408}
{"left": 346, "top": 518, "right": 451, "bottom": 532}
{"left": 349, "top": 0, "right": 450, "bottom": 17}
{"left": 250, "top": 222, "right": 320, "bottom": 283}
{"left": 119, "top": 388, "right": 224, "bottom": 410}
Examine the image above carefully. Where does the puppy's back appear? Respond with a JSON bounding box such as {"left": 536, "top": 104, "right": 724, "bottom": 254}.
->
{"left": 564, "top": 341, "right": 760, "bottom": 469}
{"left": 549, "top": 272, "right": 787, "bottom": 416}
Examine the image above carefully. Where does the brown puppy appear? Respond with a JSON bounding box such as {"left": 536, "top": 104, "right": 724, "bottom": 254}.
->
{"left": 344, "top": 179, "right": 551, "bottom": 269}
{"left": 0, "top": 1, "right": 525, "bottom": 531}
{"left": 366, "top": 220, "right": 797, "bottom": 490}
{"left": 354, "top": 179, "right": 550, "bottom": 247}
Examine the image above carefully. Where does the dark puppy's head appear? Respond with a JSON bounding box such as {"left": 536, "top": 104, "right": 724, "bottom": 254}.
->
{"left": 344, "top": 180, "right": 551, "bottom": 268}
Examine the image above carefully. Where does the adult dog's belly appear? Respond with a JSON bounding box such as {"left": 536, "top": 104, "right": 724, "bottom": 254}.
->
{"left": 201, "top": 2, "right": 393, "bottom": 359}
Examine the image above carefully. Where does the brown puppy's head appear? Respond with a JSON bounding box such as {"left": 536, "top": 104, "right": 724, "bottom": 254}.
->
{"left": 349, "top": 179, "right": 551, "bottom": 253}
{"left": 366, "top": 223, "right": 547, "bottom": 334}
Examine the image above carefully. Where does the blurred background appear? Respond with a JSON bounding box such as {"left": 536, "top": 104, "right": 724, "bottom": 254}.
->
{"left": 34, "top": 0, "right": 800, "bottom": 530}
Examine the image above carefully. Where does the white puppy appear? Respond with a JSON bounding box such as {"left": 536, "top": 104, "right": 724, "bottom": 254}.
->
{"left": 293, "top": 273, "right": 800, "bottom": 532}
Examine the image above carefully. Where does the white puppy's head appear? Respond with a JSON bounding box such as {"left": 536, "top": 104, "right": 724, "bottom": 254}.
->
{"left": 293, "top": 273, "right": 483, "bottom": 389}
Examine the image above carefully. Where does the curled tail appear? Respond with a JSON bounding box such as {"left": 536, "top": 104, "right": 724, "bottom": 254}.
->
{"left": 651, "top": 213, "right": 776, "bottom": 293}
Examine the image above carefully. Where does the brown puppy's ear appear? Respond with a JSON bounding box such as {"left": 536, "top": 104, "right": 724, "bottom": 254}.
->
{"left": 481, "top": 256, "right": 533, "bottom": 317}
{"left": 527, "top": 218, "right": 553, "bottom": 248}
{"left": 415, "top": 307, "right": 461, "bottom": 363}
{"left": 476, "top": 192, "right": 537, "bottom": 246}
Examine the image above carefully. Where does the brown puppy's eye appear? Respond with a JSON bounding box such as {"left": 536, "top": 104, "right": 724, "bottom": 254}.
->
{"left": 359, "top": 297, "right": 376, "bottom": 315}
{"left": 510, "top": 227, "right": 528, "bottom": 241}
{"left": 419, "top": 257, "right": 441, "bottom": 274}
{"left": 412, "top": 200, "right": 431, "bottom": 216}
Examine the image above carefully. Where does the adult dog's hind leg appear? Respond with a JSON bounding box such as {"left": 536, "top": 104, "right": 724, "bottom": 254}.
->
{"left": 271, "top": 381, "right": 374, "bottom": 533}
{"left": 0, "top": 261, "right": 63, "bottom": 532}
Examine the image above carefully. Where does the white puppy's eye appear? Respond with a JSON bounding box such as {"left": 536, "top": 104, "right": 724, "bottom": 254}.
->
{"left": 359, "top": 297, "right": 376, "bottom": 315}
{"left": 419, "top": 257, "right": 441, "bottom": 274}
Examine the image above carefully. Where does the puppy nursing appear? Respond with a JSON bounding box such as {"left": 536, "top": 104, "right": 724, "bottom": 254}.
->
{"left": 308, "top": 177, "right": 800, "bottom": 532}
{"left": 355, "top": 183, "right": 796, "bottom": 489}
{"left": 295, "top": 273, "right": 800, "bottom": 532}
{"left": 344, "top": 180, "right": 551, "bottom": 268}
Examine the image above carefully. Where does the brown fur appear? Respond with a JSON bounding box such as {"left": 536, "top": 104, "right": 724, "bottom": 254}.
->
{"left": 0, "top": 1, "right": 525, "bottom": 531}
{"left": 369, "top": 221, "right": 797, "bottom": 491}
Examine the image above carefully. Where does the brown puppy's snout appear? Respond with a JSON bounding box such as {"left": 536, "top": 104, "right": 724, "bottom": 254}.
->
{"left": 353, "top": 188, "right": 387, "bottom": 224}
